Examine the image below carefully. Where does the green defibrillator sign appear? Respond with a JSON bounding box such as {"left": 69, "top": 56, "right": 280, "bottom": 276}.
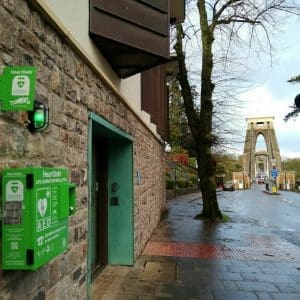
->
{"left": 0, "top": 66, "right": 36, "bottom": 111}
{"left": 1, "top": 167, "right": 76, "bottom": 270}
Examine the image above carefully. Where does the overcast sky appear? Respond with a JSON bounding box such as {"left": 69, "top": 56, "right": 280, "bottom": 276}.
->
{"left": 238, "top": 15, "right": 300, "bottom": 159}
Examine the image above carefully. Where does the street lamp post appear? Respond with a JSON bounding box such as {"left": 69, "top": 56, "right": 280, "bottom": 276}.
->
{"left": 284, "top": 170, "right": 287, "bottom": 190}
{"left": 174, "top": 167, "right": 177, "bottom": 198}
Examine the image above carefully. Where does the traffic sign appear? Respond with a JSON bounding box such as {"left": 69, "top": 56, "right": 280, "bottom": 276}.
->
{"left": 271, "top": 168, "right": 278, "bottom": 178}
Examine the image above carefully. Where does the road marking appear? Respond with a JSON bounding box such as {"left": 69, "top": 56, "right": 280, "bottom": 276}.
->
{"left": 278, "top": 195, "right": 293, "bottom": 205}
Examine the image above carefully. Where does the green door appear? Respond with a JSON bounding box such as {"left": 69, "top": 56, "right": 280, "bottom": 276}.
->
{"left": 108, "top": 139, "right": 133, "bottom": 265}
{"left": 88, "top": 113, "right": 134, "bottom": 285}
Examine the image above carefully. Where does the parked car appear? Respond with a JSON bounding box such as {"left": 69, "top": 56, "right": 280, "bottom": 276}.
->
{"left": 258, "top": 177, "right": 265, "bottom": 184}
{"left": 223, "top": 181, "right": 234, "bottom": 191}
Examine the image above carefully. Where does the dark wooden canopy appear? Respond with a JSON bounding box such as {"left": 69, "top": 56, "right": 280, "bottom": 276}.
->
{"left": 90, "top": 0, "right": 185, "bottom": 78}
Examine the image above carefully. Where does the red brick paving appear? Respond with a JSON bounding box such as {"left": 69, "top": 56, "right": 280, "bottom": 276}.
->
{"left": 143, "top": 241, "right": 300, "bottom": 262}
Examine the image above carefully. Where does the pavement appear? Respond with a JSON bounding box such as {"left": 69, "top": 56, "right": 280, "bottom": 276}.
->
{"left": 92, "top": 192, "right": 300, "bottom": 300}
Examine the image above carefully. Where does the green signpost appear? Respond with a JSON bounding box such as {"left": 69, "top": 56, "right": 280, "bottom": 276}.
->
{"left": 1, "top": 167, "right": 76, "bottom": 270}
{"left": 0, "top": 66, "right": 36, "bottom": 111}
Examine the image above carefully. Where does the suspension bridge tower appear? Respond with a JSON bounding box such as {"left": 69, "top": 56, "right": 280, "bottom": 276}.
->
{"left": 243, "top": 116, "right": 282, "bottom": 180}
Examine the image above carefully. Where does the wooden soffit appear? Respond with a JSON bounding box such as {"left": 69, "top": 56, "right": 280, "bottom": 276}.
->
{"left": 170, "top": 0, "right": 185, "bottom": 24}
{"left": 89, "top": 0, "right": 171, "bottom": 78}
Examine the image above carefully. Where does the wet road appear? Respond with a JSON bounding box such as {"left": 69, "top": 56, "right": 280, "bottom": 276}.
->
{"left": 220, "top": 184, "right": 300, "bottom": 247}
{"left": 152, "top": 186, "right": 300, "bottom": 250}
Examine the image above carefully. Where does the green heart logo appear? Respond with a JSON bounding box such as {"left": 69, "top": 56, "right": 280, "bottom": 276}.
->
{"left": 11, "top": 186, "right": 19, "bottom": 193}
{"left": 17, "top": 80, "right": 25, "bottom": 88}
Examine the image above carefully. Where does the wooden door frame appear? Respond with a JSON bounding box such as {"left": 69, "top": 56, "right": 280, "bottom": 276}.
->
{"left": 91, "top": 136, "right": 108, "bottom": 279}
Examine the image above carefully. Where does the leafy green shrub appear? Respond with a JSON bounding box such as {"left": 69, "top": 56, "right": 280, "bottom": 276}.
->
{"left": 188, "top": 180, "right": 196, "bottom": 187}
{"left": 190, "top": 175, "right": 198, "bottom": 185}
{"left": 189, "top": 157, "right": 197, "bottom": 168}
{"left": 166, "top": 179, "right": 175, "bottom": 190}
{"left": 176, "top": 180, "right": 186, "bottom": 188}
{"left": 171, "top": 146, "right": 188, "bottom": 155}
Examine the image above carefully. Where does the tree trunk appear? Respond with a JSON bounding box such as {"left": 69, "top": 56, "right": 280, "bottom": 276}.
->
{"left": 197, "top": 0, "right": 222, "bottom": 220}
{"left": 174, "top": 22, "right": 222, "bottom": 221}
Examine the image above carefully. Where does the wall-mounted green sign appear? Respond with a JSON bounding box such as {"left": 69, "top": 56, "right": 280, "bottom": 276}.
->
{"left": 1, "top": 167, "right": 76, "bottom": 270}
{"left": 0, "top": 66, "right": 36, "bottom": 111}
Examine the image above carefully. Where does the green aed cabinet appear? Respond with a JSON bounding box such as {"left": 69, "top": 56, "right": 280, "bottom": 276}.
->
{"left": 1, "top": 167, "right": 76, "bottom": 270}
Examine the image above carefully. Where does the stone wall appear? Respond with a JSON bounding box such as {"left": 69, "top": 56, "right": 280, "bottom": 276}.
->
{"left": 0, "top": 1, "right": 166, "bottom": 299}
{"left": 166, "top": 187, "right": 199, "bottom": 200}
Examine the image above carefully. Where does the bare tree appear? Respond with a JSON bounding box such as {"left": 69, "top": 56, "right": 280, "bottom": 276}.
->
{"left": 174, "top": 0, "right": 300, "bottom": 221}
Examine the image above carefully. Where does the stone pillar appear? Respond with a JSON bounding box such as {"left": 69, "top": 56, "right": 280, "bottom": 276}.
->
{"left": 243, "top": 117, "right": 281, "bottom": 180}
